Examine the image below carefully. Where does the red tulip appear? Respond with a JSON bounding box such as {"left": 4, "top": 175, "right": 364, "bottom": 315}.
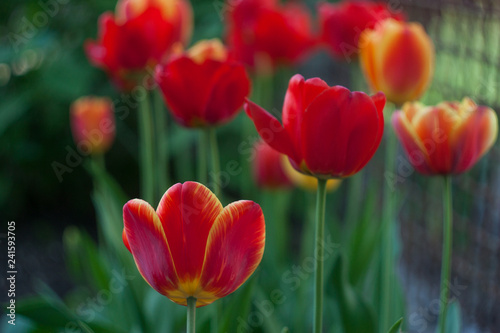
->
{"left": 70, "top": 96, "right": 115, "bottom": 155}
{"left": 319, "top": 0, "right": 404, "bottom": 60}
{"left": 392, "top": 98, "right": 498, "bottom": 175}
{"left": 253, "top": 140, "right": 291, "bottom": 189}
{"left": 122, "top": 181, "right": 265, "bottom": 307}
{"left": 245, "top": 74, "right": 385, "bottom": 178}
{"left": 155, "top": 39, "right": 251, "bottom": 128}
{"left": 226, "top": 0, "right": 316, "bottom": 71}
{"left": 85, "top": 0, "right": 192, "bottom": 90}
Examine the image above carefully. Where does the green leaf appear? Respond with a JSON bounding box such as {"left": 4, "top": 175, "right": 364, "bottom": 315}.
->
{"left": 330, "top": 254, "right": 376, "bottom": 333}
{"left": 387, "top": 318, "right": 403, "bottom": 333}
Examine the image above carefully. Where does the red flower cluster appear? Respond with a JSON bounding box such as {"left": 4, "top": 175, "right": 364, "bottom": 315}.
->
{"left": 85, "top": 0, "right": 192, "bottom": 90}
{"left": 319, "top": 0, "right": 404, "bottom": 60}
{"left": 226, "top": 0, "right": 316, "bottom": 71}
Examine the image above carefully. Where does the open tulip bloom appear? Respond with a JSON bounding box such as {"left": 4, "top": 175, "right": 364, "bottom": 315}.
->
{"left": 123, "top": 181, "right": 265, "bottom": 332}
{"left": 392, "top": 98, "right": 498, "bottom": 333}
{"left": 245, "top": 74, "right": 385, "bottom": 332}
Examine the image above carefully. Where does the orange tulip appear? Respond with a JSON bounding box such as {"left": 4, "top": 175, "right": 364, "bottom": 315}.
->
{"left": 122, "top": 181, "right": 265, "bottom": 307}
{"left": 70, "top": 97, "right": 115, "bottom": 155}
{"left": 359, "top": 18, "right": 434, "bottom": 106}
{"left": 392, "top": 98, "right": 498, "bottom": 174}
{"left": 281, "top": 156, "right": 341, "bottom": 192}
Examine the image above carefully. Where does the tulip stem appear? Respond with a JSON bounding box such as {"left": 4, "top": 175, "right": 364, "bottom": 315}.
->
{"left": 154, "top": 89, "right": 169, "bottom": 196}
{"left": 138, "top": 91, "right": 155, "bottom": 205}
{"left": 198, "top": 130, "right": 208, "bottom": 184}
{"left": 187, "top": 297, "right": 196, "bottom": 333}
{"left": 438, "top": 176, "right": 453, "bottom": 333}
{"left": 207, "top": 127, "right": 221, "bottom": 198}
{"left": 380, "top": 105, "right": 398, "bottom": 332}
{"left": 313, "top": 178, "right": 327, "bottom": 333}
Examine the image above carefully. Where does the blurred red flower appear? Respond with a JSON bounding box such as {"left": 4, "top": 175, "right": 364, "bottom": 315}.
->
{"left": 155, "top": 39, "right": 251, "bottom": 128}
{"left": 226, "top": 0, "right": 316, "bottom": 72}
{"left": 122, "top": 181, "right": 265, "bottom": 307}
{"left": 245, "top": 74, "right": 385, "bottom": 178}
{"left": 70, "top": 96, "right": 115, "bottom": 155}
{"left": 392, "top": 98, "right": 498, "bottom": 174}
{"left": 85, "top": 0, "right": 192, "bottom": 90}
{"left": 318, "top": 0, "right": 404, "bottom": 60}
{"left": 253, "top": 140, "right": 291, "bottom": 189}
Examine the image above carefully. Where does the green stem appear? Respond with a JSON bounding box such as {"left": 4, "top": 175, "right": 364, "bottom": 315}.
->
{"left": 187, "top": 297, "right": 196, "bottom": 333}
{"left": 154, "top": 89, "right": 169, "bottom": 197}
{"left": 313, "top": 179, "right": 327, "bottom": 333}
{"left": 207, "top": 127, "right": 221, "bottom": 198}
{"left": 197, "top": 130, "right": 208, "bottom": 184}
{"left": 438, "top": 176, "right": 453, "bottom": 333}
{"left": 380, "top": 105, "right": 398, "bottom": 332}
{"left": 138, "top": 92, "right": 155, "bottom": 204}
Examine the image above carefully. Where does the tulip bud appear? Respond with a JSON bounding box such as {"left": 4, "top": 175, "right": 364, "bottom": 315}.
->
{"left": 392, "top": 98, "right": 498, "bottom": 174}
{"left": 359, "top": 18, "right": 434, "bottom": 106}
{"left": 70, "top": 97, "right": 115, "bottom": 155}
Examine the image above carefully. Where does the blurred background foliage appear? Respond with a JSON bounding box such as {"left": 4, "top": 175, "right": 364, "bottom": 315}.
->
{"left": 1, "top": 0, "right": 500, "bottom": 332}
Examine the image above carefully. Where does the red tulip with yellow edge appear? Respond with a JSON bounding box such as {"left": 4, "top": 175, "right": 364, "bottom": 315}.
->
{"left": 392, "top": 98, "right": 498, "bottom": 175}
{"left": 359, "top": 18, "right": 434, "bottom": 106}
{"left": 85, "top": 0, "right": 192, "bottom": 90}
{"left": 245, "top": 74, "right": 385, "bottom": 179}
{"left": 155, "top": 39, "right": 251, "bottom": 128}
{"left": 122, "top": 181, "right": 265, "bottom": 310}
{"left": 70, "top": 96, "right": 115, "bottom": 155}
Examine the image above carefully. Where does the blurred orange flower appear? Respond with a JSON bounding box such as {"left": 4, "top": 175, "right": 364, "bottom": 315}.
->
{"left": 70, "top": 96, "right": 115, "bottom": 155}
{"left": 359, "top": 18, "right": 434, "bottom": 106}
{"left": 392, "top": 98, "right": 498, "bottom": 174}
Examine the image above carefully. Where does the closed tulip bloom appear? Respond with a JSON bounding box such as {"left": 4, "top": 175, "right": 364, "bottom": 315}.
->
{"left": 359, "top": 18, "right": 434, "bottom": 106}
{"left": 155, "top": 39, "right": 251, "bottom": 127}
{"left": 392, "top": 98, "right": 498, "bottom": 174}
{"left": 70, "top": 97, "right": 115, "bottom": 155}
{"left": 85, "top": 0, "right": 192, "bottom": 90}
{"left": 122, "top": 181, "right": 265, "bottom": 307}
{"left": 319, "top": 0, "right": 404, "bottom": 60}
{"left": 253, "top": 141, "right": 291, "bottom": 189}
{"left": 245, "top": 74, "right": 385, "bottom": 178}
{"left": 226, "top": 0, "right": 315, "bottom": 71}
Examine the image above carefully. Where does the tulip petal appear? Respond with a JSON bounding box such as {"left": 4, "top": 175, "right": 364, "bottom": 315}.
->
{"left": 205, "top": 62, "right": 250, "bottom": 125}
{"left": 198, "top": 201, "right": 265, "bottom": 306}
{"left": 283, "top": 74, "right": 329, "bottom": 153}
{"left": 245, "top": 99, "right": 299, "bottom": 162}
{"left": 391, "top": 111, "right": 433, "bottom": 174}
{"left": 156, "top": 182, "right": 223, "bottom": 298}
{"left": 343, "top": 92, "right": 385, "bottom": 175}
{"left": 123, "top": 199, "right": 178, "bottom": 295}
{"left": 451, "top": 106, "right": 498, "bottom": 173}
